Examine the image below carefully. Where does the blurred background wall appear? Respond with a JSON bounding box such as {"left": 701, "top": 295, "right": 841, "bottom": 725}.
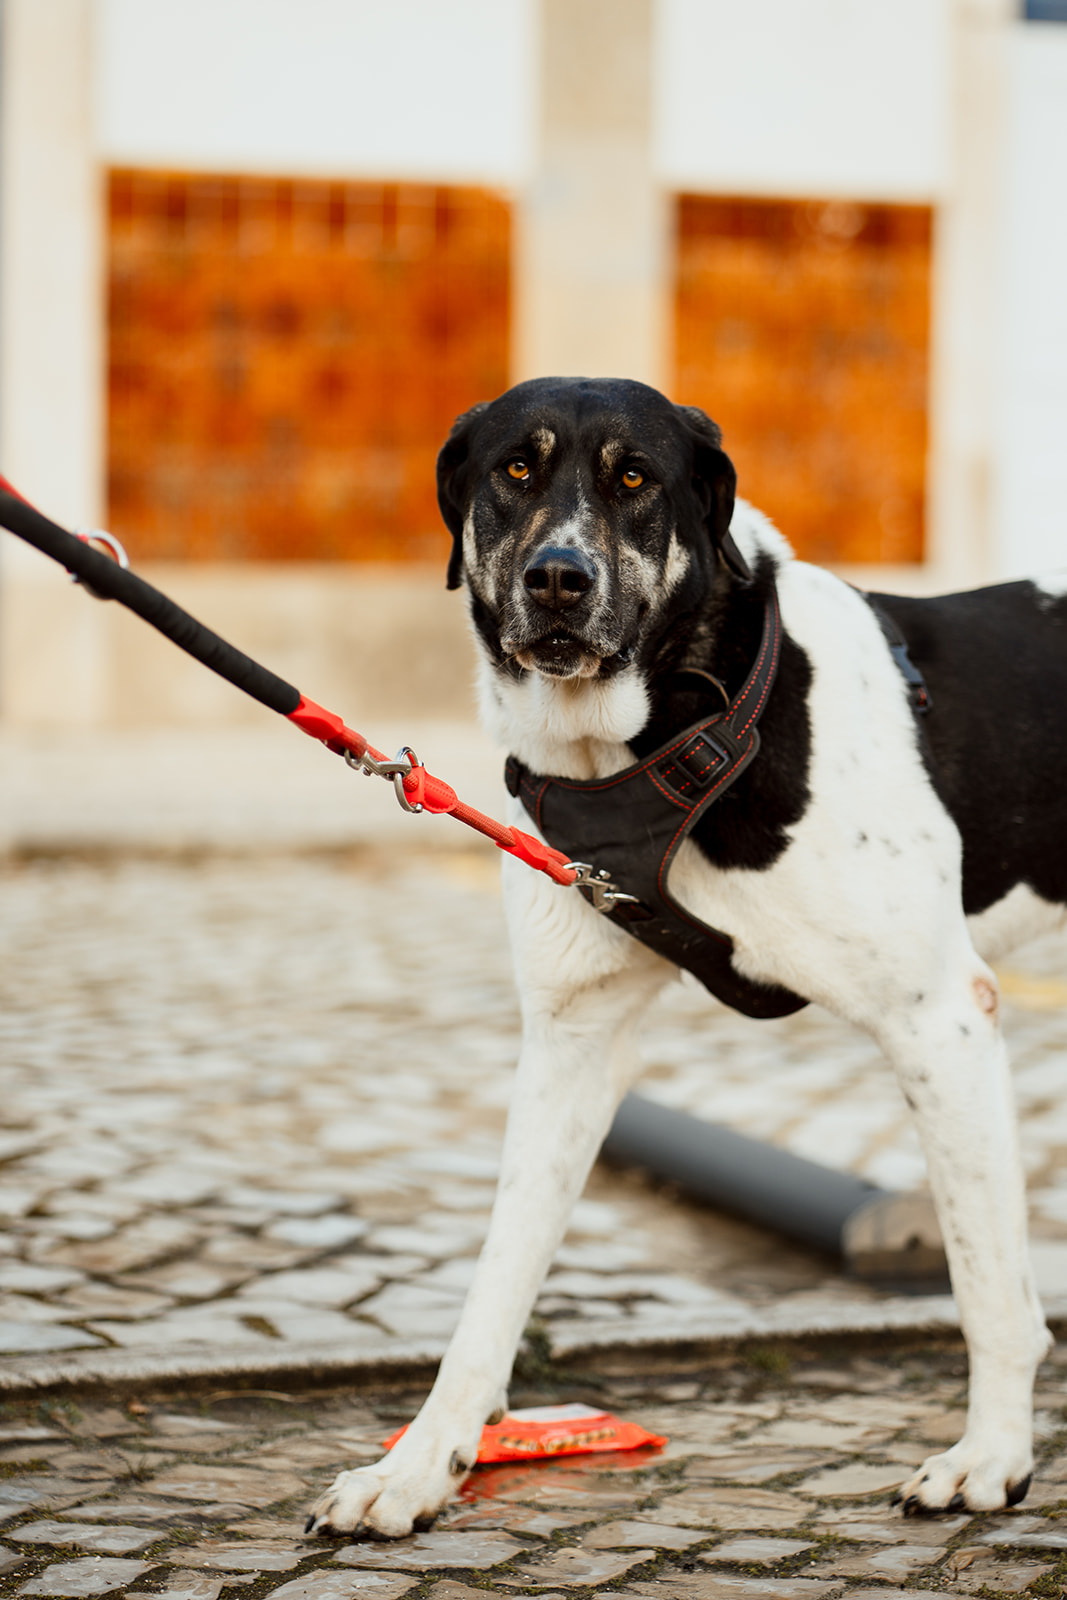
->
{"left": 0, "top": 0, "right": 1065, "bottom": 730}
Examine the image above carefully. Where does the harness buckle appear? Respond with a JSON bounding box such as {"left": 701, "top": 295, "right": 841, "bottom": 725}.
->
{"left": 657, "top": 728, "right": 738, "bottom": 797}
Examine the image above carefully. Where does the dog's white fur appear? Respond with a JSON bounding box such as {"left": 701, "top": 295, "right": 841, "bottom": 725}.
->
{"left": 308, "top": 506, "right": 1052, "bottom": 1536}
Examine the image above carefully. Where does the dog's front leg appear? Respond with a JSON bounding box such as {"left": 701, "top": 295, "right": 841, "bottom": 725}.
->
{"left": 877, "top": 968, "right": 1050, "bottom": 1512}
{"left": 306, "top": 929, "right": 665, "bottom": 1538}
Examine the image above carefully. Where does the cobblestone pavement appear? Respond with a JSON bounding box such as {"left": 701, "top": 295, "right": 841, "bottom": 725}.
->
{"left": 0, "top": 848, "right": 1066, "bottom": 1388}
{"left": 2, "top": 1342, "right": 1067, "bottom": 1597}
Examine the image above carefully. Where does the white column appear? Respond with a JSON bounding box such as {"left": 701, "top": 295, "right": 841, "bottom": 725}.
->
{"left": 926, "top": 0, "right": 1015, "bottom": 587}
{"left": 990, "top": 20, "right": 1067, "bottom": 579}
{"left": 512, "top": 0, "right": 668, "bottom": 388}
{"left": 0, "top": 0, "right": 106, "bottom": 724}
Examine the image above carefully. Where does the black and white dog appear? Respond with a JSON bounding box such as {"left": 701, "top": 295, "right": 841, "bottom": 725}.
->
{"left": 308, "top": 375, "right": 1066, "bottom": 1537}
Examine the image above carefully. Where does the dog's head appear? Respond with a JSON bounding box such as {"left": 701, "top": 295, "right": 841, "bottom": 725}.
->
{"left": 437, "top": 377, "right": 750, "bottom": 684}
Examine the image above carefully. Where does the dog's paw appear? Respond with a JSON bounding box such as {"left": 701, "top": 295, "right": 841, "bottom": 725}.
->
{"left": 304, "top": 1450, "right": 464, "bottom": 1540}
{"left": 896, "top": 1441, "right": 1033, "bottom": 1515}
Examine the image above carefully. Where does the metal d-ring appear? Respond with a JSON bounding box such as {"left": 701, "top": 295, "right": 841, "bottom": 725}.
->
{"left": 71, "top": 529, "right": 130, "bottom": 601}
{"left": 392, "top": 746, "right": 422, "bottom": 814}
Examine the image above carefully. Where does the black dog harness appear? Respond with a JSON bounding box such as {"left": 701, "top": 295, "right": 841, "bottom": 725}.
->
{"left": 506, "top": 587, "right": 932, "bottom": 1022}
{"left": 505, "top": 588, "right": 808, "bottom": 1020}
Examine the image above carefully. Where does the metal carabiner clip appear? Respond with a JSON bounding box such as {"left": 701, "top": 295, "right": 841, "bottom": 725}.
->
{"left": 342, "top": 744, "right": 423, "bottom": 814}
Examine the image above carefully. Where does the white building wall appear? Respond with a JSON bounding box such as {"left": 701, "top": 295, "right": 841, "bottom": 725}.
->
{"left": 96, "top": 0, "right": 534, "bottom": 183}
{"left": 992, "top": 22, "right": 1067, "bottom": 580}
{"left": 653, "top": 0, "right": 951, "bottom": 199}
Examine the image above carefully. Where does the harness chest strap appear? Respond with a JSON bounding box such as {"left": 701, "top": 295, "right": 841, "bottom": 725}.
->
{"left": 505, "top": 586, "right": 809, "bottom": 1021}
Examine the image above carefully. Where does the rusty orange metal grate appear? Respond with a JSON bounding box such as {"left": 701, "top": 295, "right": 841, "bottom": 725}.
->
{"left": 674, "top": 195, "right": 932, "bottom": 566}
{"left": 107, "top": 170, "right": 510, "bottom": 562}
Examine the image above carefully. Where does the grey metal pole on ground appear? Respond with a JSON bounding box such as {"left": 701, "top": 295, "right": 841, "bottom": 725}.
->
{"left": 601, "top": 1093, "right": 948, "bottom": 1290}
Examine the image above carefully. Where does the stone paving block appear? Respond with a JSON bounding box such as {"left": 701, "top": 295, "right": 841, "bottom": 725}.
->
{"left": 611, "top": 1578, "right": 836, "bottom": 1599}
{"left": 119, "top": 1262, "right": 247, "bottom": 1299}
{"left": 946, "top": 1539, "right": 1055, "bottom": 1581}
{"left": 361, "top": 1224, "right": 481, "bottom": 1258}
{"left": 28, "top": 1217, "right": 117, "bottom": 1244}
{"left": 911, "top": 1405, "right": 968, "bottom": 1444}
{"left": 793, "top": 1460, "right": 905, "bottom": 1497}
{"left": 640, "top": 1486, "right": 811, "bottom": 1531}
{"left": 51, "top": 1285, "right": 175, "bottom": 1320}
{"left": 0, "top": 1264, "right": 85, "bottom": 1294}
{"left": 150, "top": 1413, "right": 239, "bottom": 1436}
{"left": 221, "top": 1186, "right": 345, "bottom": 1215}
{"left": 61, "top": 1502, "right": 198, "bottom": 1525}
{"left": 583, "top": 1519, "right": 706, "bottom": 1551}
{"left": 242, "top": 1437, "right": 371, "bottom": 1472}
{"left": 335, "top": 1530, "right": 533, "bottom": 1572}
{"left": 235, "top": 1267, "right": 384, "bottom": 1308}
{"left": 0, "top": 1322, "right": 104, "bottom": 1354}
{"left": 0, "top": 1425, "right": 61, "bottom": 1444}
{"left": 701, "top": 1536, "right": 817, "bottom": 1564}
{"left": 10, "top": 1520, "right": 161, "bottom": 1553}
{"left": 495, "top": 1546, "right": 655, "bottom": 1588}
{"left": 979, "top": 1524, "right": 1067, "bottom": 1549}
{"left": 0, "top": 1544, "right": 24, "bottom": 1575}
{"left": 807, "top": 1541, "right": 944, "bottom": 1579}
{"left": 426, "top": 1586, "right": 564, "bottom": 1600}
{"left": 126, "top": 1577, "right": 234, "bottom": 1600}
{"left": 0, "top": 1479, "right": 91, "bottom": 1519}
{"left": 178, "top": 1540, "right": 308, "bottom": 1571}
{"left": 16, "top": 1555, "right": 154, "bottom": 1595}
{"left": 443, "top": 1502, "right": 586, "bottom": 1536}
{"left": 44, "top": 1216, "right": 201, "bottom": 1274}
{"left": 145, "top": 1464, "right": 303, "bottom": 1506}
{"left": 110, "top": 1168, "right": 220, "bottom": 1206}
{"left": 843, "top": 1590, "right": 970, "bottom": 1600}
{"left": 975, "top": 1512, "right": 1053, "bottom": 1544}
{"left": 0, "top": 1295, "right": 83, "bottom": 1325}
{"left": 749, "top": 1416, "right": 887, "bottom": 1448}
{"left": 811, "top": 1508, "right": 968, "bottom": 1544}
{"left": 464, "top": 1465, "right": 643, "bottom": 1509}
{"left": 84, "top": 1313, "right": 269, "bottom": 1347}
{"left": 199, "top": 1236, "right": 310, "bottom": 1270}
{"left": 685, "top": 1451, "right": 829, "bottom": 1484}
{"left": 269, "top": 1574, "right": 420, "bottom": 1599}
{"left": 266, "top": 1216, "right": 369, "bottom": 1249}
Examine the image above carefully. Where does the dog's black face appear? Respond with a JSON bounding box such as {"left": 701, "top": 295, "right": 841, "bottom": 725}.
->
{"left": 437, "top": 377, "right": 751, "bottom": 683}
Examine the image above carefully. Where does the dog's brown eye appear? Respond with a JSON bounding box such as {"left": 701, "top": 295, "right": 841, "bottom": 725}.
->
{"left": 622, "top": 467, "right": 645, "bottom": 489}
{"left": 506, "top": 459, "right": 530, "bottom": 482}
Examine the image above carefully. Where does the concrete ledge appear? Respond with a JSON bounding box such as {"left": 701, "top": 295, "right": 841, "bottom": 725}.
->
{"left": 0, "top": 1334, "right": 450, "bottom": 1397}
{"left": 5, "top": 1292, "right": 1065, "bottom": 1399}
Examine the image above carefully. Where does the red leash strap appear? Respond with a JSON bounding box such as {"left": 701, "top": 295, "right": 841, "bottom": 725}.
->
{"left": 0, "top": 476, "right": 578, "bottom": 891}
{"left": 288, "top": 695, "right": 576, "bottom": 885}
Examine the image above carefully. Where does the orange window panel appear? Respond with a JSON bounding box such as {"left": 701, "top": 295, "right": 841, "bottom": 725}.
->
{"left": 674, "top": 196, "right": 932, "bottom": 566}
{"left": 107, "top": 170, "right": 510, "bottom": 562}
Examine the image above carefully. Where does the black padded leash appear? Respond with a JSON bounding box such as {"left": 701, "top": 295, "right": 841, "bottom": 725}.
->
{"left": 506, "top": 587, "right": 809, "bottom": 1020}
{"left": 0, "top": 479, "right": 303, "bottom": 717}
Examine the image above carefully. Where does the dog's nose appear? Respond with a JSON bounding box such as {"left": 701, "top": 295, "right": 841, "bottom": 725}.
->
{"left": 522, "top": 546, "right": 598, "bottom": 610}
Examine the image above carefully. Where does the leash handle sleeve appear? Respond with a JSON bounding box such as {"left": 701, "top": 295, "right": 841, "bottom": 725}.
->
{"left": 0, "top": 478, "right": 303, "bottom": 718}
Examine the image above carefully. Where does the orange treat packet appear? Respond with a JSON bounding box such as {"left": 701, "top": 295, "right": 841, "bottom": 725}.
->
{"left": 383, "top": 1402, "right": 667, "bottom": 1465}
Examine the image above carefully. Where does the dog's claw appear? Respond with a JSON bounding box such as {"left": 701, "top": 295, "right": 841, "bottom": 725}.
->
{"left": 947, "top": 1492, "right": 967, "bottom": 1512}
{"left": 1006, "top": 1473, "right": 1032, "bottom": 1507}
{"left": 304, "top": 1514, "right": 316, "bottom": 1535}
{"left": 889, "top": 1492, "right": 903, "bottom": 1507}
{"left": 902, "top": 1494, "right": 921, "bottom": 1517}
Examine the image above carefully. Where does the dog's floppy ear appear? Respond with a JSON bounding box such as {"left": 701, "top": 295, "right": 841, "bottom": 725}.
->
{"left": 675, "top": 404, "right": 751, "bottom": 582}
{"left": 437, "top": 402, "right": 489, "bottom": 591}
